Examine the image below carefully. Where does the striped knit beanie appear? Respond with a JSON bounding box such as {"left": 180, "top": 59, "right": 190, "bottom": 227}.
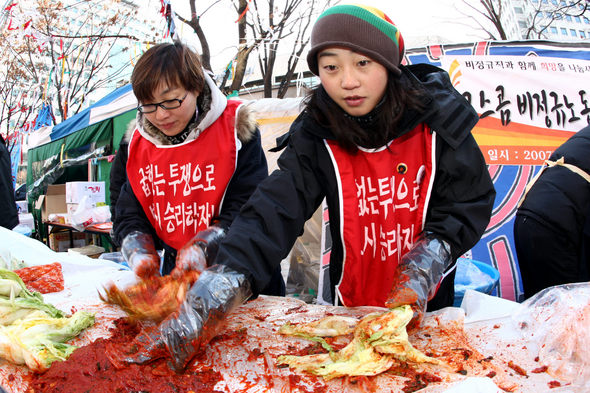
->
{"left": 307, "top": 4, "right": 404, "bottom": 76}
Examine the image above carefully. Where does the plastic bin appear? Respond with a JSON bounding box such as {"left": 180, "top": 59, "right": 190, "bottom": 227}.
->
{"left": 98, "top": 251, "right": 129, "bottom": 269}
{"left": 453, "top": 258, "right": 500, "bottom": 306}
{"left": 12, "top": 224, "right": 32, "bottom": 237}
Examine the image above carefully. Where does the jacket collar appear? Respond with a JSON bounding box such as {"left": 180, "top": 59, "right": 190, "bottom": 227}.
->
{"left": 275, "top": 64, "right": 478, "bottom": 151}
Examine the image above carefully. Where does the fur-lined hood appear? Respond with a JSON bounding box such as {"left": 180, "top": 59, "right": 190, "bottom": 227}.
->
{"left": 124, "top": 70, "right": 257, "bottom": 146}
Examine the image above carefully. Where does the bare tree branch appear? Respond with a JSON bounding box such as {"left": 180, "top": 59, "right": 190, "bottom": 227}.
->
{"left": 0, "top": 0, "right": 161, "bottom": 136}
{"left": 174, "top": 0, "right": 225, "bottom": 72}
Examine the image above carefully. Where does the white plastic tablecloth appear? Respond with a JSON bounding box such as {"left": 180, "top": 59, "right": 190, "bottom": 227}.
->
{"left": 0, "top": 227, "right": 577, "bottom": 392}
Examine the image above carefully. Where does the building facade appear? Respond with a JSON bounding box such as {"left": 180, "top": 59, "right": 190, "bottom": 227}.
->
{"left": 0, "top": 0, "right": 162, "bottom": 132}
{"left": 502, "top": 0, "right": 590, "bottom": 41}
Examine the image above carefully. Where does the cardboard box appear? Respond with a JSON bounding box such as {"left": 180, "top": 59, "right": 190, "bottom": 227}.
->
{"left": 66, "top": 181, "right": 106, "bottom": 204}
{"left": 49, "top": 231, "right": 88, "bottom": 252}
{"left": 35, "top": 184, "right": 67, "bottom": 221}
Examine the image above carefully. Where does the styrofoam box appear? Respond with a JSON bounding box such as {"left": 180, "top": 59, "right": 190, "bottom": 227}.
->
{"left": 16, "top": 200, "right": 28, "bottom": 213}
{"left": 18, "top": 213, "right": 34, "bottom": 230}
{"left": 65, "top": 181, "right": 106, "bottom": 204}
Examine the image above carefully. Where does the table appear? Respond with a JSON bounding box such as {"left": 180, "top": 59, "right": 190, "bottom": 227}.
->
{"left": 0, "top": 227, "right": 581, "bottom": 393}
{"left": 42, "top": 220, "right": 114, "bottom": 252}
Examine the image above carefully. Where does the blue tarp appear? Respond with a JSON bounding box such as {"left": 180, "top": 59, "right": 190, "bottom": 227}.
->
{"left": 49, "top": 84, "right": 134, "bottom": 141}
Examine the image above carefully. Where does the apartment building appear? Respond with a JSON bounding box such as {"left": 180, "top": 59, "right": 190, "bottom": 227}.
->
{"left": 501, "top": 0, "right": 590, "bottom": 41}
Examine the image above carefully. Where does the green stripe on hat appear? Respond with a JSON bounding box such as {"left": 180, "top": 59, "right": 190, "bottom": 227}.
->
{"left": 318, "top": 5, "right": 400, "bottom": 47}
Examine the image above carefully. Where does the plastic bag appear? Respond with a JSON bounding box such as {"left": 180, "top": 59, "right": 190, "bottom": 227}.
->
{"left": 511, "top": 283, "right": 590, "bottom": 387}
{"left": 92, "top": 205, "right": 111, "bottom": 223}
{"left": 285, "top": 207, "right": 322, "bottom": 303}
{"left": 70, "top": 196, "right": 111, "bottom": 231}
{"left": 455, "top": 258, "right": 497, "bottom": 293}
{"left": 70, "top": 196, "right": 95, "bottom": 231}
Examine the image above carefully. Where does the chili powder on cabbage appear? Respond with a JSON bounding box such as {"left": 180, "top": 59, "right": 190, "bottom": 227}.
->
{"left": 25, "top": 318, "right": 223, "bottom": 393}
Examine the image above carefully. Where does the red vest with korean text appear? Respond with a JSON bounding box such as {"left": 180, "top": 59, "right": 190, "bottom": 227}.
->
{"left": 326, "top": 124, "right": 435, "bottom": 307}
{"left": 126, "top": 101, "right": 240, "bottom": 250}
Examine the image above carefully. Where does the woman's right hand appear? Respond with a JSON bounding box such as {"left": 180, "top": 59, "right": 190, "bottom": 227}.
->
{"left": 129, "top": 252, "right": 161, "bottom": 279}
{"left": 121, "top": 231, "right": 161, "bottom": 279}
{"left": 106, "top": 265, "right": 252, "bottom": 372}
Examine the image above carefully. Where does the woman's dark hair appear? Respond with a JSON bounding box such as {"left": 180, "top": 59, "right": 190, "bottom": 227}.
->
{"left": 305, "top": 71, "right": 425, "bottom": 151}
{"left": 131, "top": 41, "right": 205, "bottom": 103}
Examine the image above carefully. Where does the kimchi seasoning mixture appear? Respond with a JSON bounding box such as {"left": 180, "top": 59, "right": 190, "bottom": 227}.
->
{"left": 25, "top": 318, "right": 223, "bottom": 393}
{"left": 15, "top": 262, "right": 65, "bottom": 294}
{"left": 389, "top": 362, "right": 442, "bottom": 393}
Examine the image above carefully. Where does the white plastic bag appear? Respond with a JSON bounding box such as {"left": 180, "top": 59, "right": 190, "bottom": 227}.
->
{"left": 92, "top": 205, "right": 111, "bottom": 224}
{"left": 511, "top": 283, "right": 590, "bottom": 388}
{"left": 70, "top": 196, "right": 96, "bottom": 231}
{"left": 70, "top": 196, "right": 112, "bottom": 231}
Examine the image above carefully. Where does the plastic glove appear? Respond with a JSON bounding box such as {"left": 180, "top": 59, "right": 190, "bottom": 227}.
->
{"left": 385, "top": 232, "right": 452, "bottom": 329}
{"left": 171, "top": 226, "right": 226, "bottom": 279}
{"left": 108, "top": 264, "right": 252, "bottom": 371}
{"left": 121, "top": 231, "right": 161, "bottom": 279}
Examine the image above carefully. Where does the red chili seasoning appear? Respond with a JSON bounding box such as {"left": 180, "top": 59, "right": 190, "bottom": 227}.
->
{"left": 25, "top": 318, "right": 223, "bottom": 393}
{"left": 532, "top": 365, "right": 548, "bottom": 373}
{"left": 247, "top": 347, "right": 265, "bottom": 362}
{"left": 389, "top": 362, "right": 441, "bottom": 392}
{"left": 285, "top": 305, "right": 306, "bottom": 315}
{"left": 507, "top": 360, "right": 528, "bottom": 377}
{"left": 287, "top": 374, "right": 328, "bottom": 393}
{"left": 15, "top": 262, "right": 64, "bottom": 294}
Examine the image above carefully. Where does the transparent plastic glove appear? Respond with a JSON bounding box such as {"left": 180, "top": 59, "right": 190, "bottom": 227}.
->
{"left": 385, "top": 232, "right": 452, "bottom": 329}
{"left": 171, "top": 226, "right": 226, "bottom": 279}
{"left": 121, "top": 231, "right": 161, "bottom": 279}
{"left": 108, "top": 264, "right": 252, "bottom": 371}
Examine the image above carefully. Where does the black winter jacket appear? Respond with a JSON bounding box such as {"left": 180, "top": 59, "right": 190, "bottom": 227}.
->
{"left": 109, "top": 139, "right": 130, "bottom": 228}
{"left": 215, "top": 64, "right": 496, "bottom": 308}
{"left": 0, "top": 135, "right": 18, "bottom": 230}
{"left": 517, "top": 125, "right": 590, "bottom": 246}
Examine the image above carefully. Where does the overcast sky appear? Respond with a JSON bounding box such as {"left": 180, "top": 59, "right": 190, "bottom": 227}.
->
{"left": 166, "top": 0, "right": 484, "bottom": 72}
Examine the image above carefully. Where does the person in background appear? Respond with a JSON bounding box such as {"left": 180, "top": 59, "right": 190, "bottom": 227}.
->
{"left": 114, "top": 4, "right": 495, "bottom": 372}
{"left": 0, "top": 134, "right": 18, "bottom": 230}
{"left": 514, "top": 124, "right": 590, "bottom": 299}
{"left": 112, "top": 41, "right": 284, "bottom": 294}
{"left": 109, "top": 118, "right": 139, "bottom": 248}
{"left": 108, "top": 121, "right": 133, "bottom": 228}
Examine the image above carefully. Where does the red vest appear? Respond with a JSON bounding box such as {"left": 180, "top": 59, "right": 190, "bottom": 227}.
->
{"left": 326, "top": 124, "right": 435, "bottom": 307}
{"left": 127, "top": 100, "right": 241, "bottom": 250}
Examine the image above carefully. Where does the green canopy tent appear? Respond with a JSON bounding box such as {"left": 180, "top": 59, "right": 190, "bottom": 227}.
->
{"left": 26, "top": 84, "right": 137, "bottom": 243}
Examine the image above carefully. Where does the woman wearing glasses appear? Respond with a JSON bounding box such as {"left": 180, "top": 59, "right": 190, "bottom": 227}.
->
{"left": 112, "top": 41, "right": 284, "bottom": 295}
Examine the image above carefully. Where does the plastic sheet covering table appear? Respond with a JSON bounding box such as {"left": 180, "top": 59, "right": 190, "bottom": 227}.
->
{"left": 0, "top": 227, "right": 576, "bottom": 392}
{"left": 0, "top": 227, "right": 135, "bottom": 391}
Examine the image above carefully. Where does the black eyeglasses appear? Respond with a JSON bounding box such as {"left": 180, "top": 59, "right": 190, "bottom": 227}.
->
{"left": 138, "top": 92, "right": 189, "bottom": 113}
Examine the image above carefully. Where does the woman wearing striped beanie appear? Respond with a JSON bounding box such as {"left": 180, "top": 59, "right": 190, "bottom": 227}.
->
{"left": 209, "top": 3, "right": 495, "bottom": 327}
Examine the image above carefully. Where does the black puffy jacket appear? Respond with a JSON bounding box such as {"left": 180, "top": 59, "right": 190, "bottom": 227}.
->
{"left": 517, "top": 125, "right": 590, "bottom": 246}
{"left": 215, "top": 64, "right": 496, "bottom": 308}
